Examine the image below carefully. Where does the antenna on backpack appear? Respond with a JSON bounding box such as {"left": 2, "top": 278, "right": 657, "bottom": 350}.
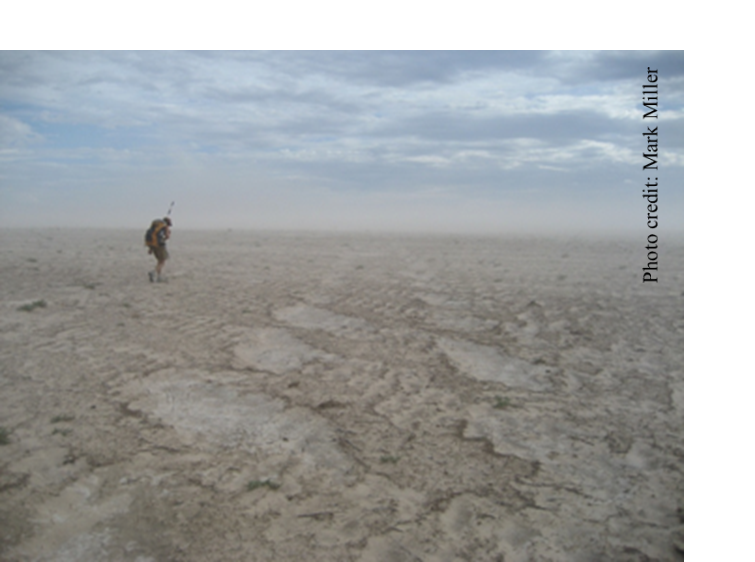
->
{"left": 166, "top": 201, "right": 175, "bottom": 216}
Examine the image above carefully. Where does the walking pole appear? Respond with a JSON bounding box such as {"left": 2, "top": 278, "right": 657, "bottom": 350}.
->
{"left": 166, "top": 201, "right": 175, "bottom": 217}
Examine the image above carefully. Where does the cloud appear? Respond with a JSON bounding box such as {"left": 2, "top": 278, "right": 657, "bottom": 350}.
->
{"left": 0, "top": 114, "right": 40, "bottom": 146}
{"left": 0, "top": 51, "right": 684, "bottom": 233}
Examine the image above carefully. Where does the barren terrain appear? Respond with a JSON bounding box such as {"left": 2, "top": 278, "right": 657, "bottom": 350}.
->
{"left": 0, "top": 229, "right": 684, "bottom": 561}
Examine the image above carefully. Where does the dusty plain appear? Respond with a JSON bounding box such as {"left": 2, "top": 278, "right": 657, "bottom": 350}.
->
{"left": 0, "top": 229, "right": 683, "bottom": 562}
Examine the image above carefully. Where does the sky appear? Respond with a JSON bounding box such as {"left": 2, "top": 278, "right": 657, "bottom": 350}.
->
{"left": 0, "top": 50, "right": 683, "bottom": 233}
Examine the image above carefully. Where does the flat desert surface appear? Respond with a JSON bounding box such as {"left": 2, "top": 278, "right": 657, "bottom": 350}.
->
{"left": 0, "top": 229, "right": 683, "bottom": 562}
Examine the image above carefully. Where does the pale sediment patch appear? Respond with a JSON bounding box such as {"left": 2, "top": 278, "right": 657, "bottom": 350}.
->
{"left": 427, "top": 309, "right": 499, "bottom": 332}
{"left": 125, "top": 369, "right": 354, "bottom": 481}
{"left": 13, "top": 473, "right": 132, "bottom": 562}
{"left": 231, "top": 327, "right": 335, "bottom": 374}
{"left": 274, "top": 304, "right": 376, "bottom": 338}
{"left": 437, "top": 336, "right": 551, "bottom": 391}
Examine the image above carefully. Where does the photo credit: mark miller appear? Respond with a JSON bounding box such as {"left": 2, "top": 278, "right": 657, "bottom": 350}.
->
{"left": 642, "top": 67, "right": 659, "bottom": 283}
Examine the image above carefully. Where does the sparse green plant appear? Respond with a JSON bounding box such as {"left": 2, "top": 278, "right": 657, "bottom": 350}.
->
{"left": 51, "top": 414, "right": 75, "bottom": 424}
{"left": 18, "top": 300, "right": 47, "bottom": 312}
{"left": 247, "top": 479, "right": 280, "bottom": 491}
{"left": 52, "top": 428, "right": 72, "bottom": 436}
{"left": 0, "top": 427, "right": 10, "bottom": 445}
{"left": 493, "top": 396, "right": 511, "bottom": 410}
{"left": 83, "top": 283, "right": 97, "bottom": 290}
{"left": 379, "top": 455, "right": 400, "bottom": 464}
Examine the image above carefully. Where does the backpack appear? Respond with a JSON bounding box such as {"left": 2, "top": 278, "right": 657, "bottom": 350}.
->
{"left": 145, "top": 219, "right": 167, "bottom": 248}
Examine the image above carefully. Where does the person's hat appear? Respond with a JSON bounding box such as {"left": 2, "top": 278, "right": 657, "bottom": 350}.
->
{"left": 164, "top": 217, "right": 172, "bottom": 226}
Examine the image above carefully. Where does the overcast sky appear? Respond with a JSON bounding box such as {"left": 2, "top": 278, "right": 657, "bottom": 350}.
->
{"left": 0, "top": 50, "right": 683, "bottom": 233}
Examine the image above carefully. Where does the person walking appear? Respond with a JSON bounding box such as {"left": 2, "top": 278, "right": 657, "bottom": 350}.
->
{"left": 145, "top": 217, "right": 172, "bottom": 282}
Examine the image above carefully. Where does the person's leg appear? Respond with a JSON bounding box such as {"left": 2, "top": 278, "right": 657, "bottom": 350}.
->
{"left": 148, "top": 254, "right": 157, "bottom": 282}
{"left": 153, "top": 247, "right": 168, "bottom": 281}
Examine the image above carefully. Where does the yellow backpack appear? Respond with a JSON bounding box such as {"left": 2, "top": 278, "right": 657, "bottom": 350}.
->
{"left": 144, "top": 219, "right": 167, "bottom": 248}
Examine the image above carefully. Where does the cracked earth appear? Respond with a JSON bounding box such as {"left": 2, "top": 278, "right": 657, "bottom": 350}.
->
{"left": 0, "top": 229, "right": 683, "bottom": 561}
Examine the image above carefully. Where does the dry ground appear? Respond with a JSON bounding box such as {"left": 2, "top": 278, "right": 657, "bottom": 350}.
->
{"left": 0, "top": 229, "right": 683, "bottom": 561}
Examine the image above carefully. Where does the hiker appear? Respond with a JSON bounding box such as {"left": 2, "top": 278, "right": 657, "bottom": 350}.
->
{"left": 145, "top": 217, "right": 172, "bottom": 282}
